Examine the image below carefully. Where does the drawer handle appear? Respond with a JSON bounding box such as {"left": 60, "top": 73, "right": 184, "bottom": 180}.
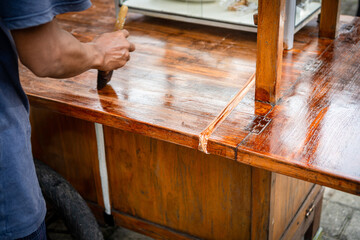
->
{"left": 306, "top": 204, "right": 315, "bottom": 218}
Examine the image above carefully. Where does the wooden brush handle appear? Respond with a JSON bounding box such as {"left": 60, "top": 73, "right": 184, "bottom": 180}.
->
{"left": 115, "top": 5, "right": 128, "bottom": 31}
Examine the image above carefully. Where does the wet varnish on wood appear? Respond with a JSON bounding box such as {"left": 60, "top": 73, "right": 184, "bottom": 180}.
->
{"left": 22, "top": 2, "right": 360, "bottom": 195}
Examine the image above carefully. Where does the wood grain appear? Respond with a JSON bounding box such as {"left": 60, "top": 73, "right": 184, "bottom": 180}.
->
{"left": 319, "top": 0, "right": 341, "bottom": 38}
{"left": 24, "top": 1, "right": 339, "bottom": 238}
{"left": 112, "top": 211, "right": 200, "bottom": 240}
{"left": 304, "top": 189, "right": 323, "bottom": 240}
{"left": 255, "top": 0, "right": 286, "bottom": 104}
{"left": 20, "top": 0, "right": 360, "bottom": 196}
{"left": 103, "top": 126, "right": 322, "bottom": 239}
{"left": 30, "top": 107, "right": 104, "bottom": 206}
{"left": 104, "top": 127, "right": 252, "bottom": 239}
{"left": 250, "top": 170, "right": 315, "bottom": 240}
{"left": 30, "top": 109, "right": 321, "bottom": 239}
{"left": 251, "top": 168, "right": 272, "bottom": 240}
{"left": 280, "top": 186, "right": 323, "bottom": 240}
{"left": 21, "top": 2, "right": 257, "bottom": 156}
{"left": 238, "top": 18, "right": 360, "bottom": 195}
{"left": 198, "top": 73, "right": 255, "bottom": 153}
{"left": 270, "top": 174, "right": 314, "bottom": 240}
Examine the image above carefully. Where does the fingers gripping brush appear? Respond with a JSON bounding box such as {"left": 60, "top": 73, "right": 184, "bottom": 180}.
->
{"left": 97, "top": 5, "right": 128, "bottom": 90}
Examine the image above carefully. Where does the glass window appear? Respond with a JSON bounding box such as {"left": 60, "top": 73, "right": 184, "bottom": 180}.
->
{"left": 120, "top": 0, "right": 321, "bottom": 32}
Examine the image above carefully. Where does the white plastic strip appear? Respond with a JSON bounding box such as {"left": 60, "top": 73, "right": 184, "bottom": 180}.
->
{"left": 284, "top": 0, "right": 296, "bottom": 50}
{"left": 94, "top": 123, "right": 111, "bottom": 215}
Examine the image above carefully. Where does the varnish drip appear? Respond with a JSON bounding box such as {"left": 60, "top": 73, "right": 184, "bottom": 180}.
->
{"left": 199, "top": 72, "right": 256, "bottom": 154}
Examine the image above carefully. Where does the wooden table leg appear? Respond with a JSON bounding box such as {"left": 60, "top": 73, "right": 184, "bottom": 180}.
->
{"left": 319, "top": 0, "right": 341, "bottom": 38}
{"left": 255, "top": 0, "right": 286, "bottom": 104}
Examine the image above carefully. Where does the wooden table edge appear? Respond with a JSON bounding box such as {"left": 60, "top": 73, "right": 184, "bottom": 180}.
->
{"left": 236, "top": 146, "right": 360, "bottom": 196}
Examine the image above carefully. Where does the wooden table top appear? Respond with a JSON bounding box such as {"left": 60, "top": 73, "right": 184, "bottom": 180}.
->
{"left": 21, "top": 0, "right": 360, "bottom": 195}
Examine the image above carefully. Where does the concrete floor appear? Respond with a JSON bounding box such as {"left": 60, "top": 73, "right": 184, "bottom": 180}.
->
{"left": 47, "top": 1, "right": 360, "bottom": 239}
{"left": 321, "top": 188, "right": 360, "bottom": 240}
{"left": 342, "top": 0, "right": 358, "bottom": 16}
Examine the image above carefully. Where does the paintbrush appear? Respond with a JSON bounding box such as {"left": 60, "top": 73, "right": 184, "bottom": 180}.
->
{"left": 97, "top": 5, "right": 128, "bottom": 90}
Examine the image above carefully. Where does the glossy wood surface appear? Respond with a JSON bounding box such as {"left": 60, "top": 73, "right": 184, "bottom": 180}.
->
{"left": 237, "top": 17, "right": 360, "bottom": 195}
{"left": 22, "top": 2, "right": 256, "bottom": 157}
{"left": 199, "top": 73, "right": 255, "bottom": 153}
{"left": 20, "top": 0, "right": 360, "bottom": 195}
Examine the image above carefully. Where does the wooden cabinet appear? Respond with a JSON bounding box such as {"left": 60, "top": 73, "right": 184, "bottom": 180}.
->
{"left": 30, "top": 108, "right": 323, "bottom": 239}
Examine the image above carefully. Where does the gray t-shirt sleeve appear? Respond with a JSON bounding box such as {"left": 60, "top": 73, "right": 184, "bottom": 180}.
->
{"left": 0, "top": 0, "right": 92, "bottom": 30}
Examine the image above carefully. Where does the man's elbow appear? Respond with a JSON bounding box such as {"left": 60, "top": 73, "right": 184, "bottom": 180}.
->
{"left": 28, "top": 65, "right": 50, "bottom": 78}
{"left": 20, "top": 55, "right": 63, "bottom": 78}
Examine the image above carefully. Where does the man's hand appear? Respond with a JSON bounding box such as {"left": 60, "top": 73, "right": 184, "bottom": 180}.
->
{"left": 92, "top": 29, "right": 135, "bottom": 72}
{"left": 11, "top": 18, "right": 135, "bottom": 78}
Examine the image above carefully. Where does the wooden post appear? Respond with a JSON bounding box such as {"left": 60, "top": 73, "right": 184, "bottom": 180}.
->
{"left": 319, "top": 0, "right": 341, "bottom": 38}
{"left": 255, "top": 0, "right": 286, "bottom": 104}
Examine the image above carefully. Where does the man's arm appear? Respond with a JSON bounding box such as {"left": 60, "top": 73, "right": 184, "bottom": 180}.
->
{"left": 11, "top": 18, "right": 135, "bottom": 78}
